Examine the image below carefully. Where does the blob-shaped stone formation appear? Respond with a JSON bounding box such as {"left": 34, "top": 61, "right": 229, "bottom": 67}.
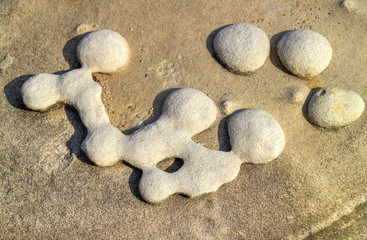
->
{"left": 21, "top": 29, "right": 286, "bottom": 203}
{"left": 214, "top": 23, "right": 270, "bottom": 75}
{"left": 277, "top": 29, "right": 332, "bottom": 79}
{"left": 308, "top": 87, "right": 365, "bottom": 128}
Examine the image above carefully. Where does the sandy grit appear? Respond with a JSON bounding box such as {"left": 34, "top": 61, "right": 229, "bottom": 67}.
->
{"left": 1, "top": 0, "right": 367, "bottom": 239}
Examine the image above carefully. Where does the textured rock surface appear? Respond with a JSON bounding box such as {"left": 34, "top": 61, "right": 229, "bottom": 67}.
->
{"left": 308, "top": 87, "right": 365, "bottom": 128}
{"left": 277, "top": 29, "right": 332, "bottom": 78}
{"left": 228, "top": 109, "right": 286, "bottom": 164}
{"left": 214, "top": 23, "right": 270, "bottom": 74}
{"left": 2, "top": 0, "right": 367, "bottom": 239}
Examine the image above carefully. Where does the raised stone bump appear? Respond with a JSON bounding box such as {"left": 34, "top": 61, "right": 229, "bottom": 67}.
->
{"left": 228, "top": 109, "right": 285, "bottom": 164}
{"left": 214, "top": 23, "right": 270, "bottom": 74}
{"left": 277, "top": 29, "right": 332, "bottom": 78}
{"left": 21, "top": 73, "right": 62, "bottom": 111}
{"left": 82, "top": 124, "right": 126, "bottom": 167}
{"left": 308, "top": 87, "right": 365, "bottom": 128}
{"left": 77, "top": 29, "right": 130, "bottom": 73}
{"left": 161, "top": 88, "right": 217, "bottom": 135}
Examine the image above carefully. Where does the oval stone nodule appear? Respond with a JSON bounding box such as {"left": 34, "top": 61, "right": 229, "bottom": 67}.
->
{"left": 308, "top": 87, "right": 365, "bottom": 128}
{"left": 214, "top": 23, "right": 270, "bottom": 75}
{"left": 228, "top": 109, "right": 285, "bottom": 164}
{"left": 277, "top": 29, "right": 332, "bottom": 79}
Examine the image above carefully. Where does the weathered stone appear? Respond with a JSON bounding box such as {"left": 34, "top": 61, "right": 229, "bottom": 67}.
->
{"left": 228, "top": 109, "right": 285, "bottom": 164}
{"left": 214, "top": 23, "right": 270, "bottom": 74}
{"left": 308, "top": 87, "right": 365, "bottom": 128}
{"left": 277, "top": 29, "right": 332, "bottom": 78}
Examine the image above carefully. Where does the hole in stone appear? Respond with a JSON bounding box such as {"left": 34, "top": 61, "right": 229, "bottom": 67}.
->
{"left": 156, "top": 158, "right": 184, "bottom": 173}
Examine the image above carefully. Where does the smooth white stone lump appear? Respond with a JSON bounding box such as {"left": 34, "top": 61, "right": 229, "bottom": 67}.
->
{"left": 277, "top": 29, "right": 332, "bottom": 78}
{"left": 214, "top": 23, "right": 270, "bottom": 74}
{"left": 308, "top": 87, "right": 365, "bottom": 128}
{"left": 228, "top": 109, "right": 286, "bottom": 164}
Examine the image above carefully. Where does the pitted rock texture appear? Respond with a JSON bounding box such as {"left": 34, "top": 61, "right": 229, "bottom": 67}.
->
{"left": 214, "top": 23, "right": 270, "bottom": 75}
{"left": 277, "top": 29, "right": 332, "bottom": 78}
{"left": 308, "top": 87, "right": 365, "bottom": 128}
{"left": 21, "top": 29, "right": 285, "bottom": 203}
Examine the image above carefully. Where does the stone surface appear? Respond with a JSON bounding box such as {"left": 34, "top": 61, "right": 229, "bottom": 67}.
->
{"left": 277, "top": 29, "right": 332, "bottom": 78}
{"left": 77, "top": 29, "right": 130, "bottom": 73}
{"left": 308, "top": 87, "right": 365, "bottom": 128}
{"left": 213, "top": 23, "right": 270, "bottom": 74}
{"left": 20, "top": 30, "right": 285, "bottom": 203}
{"left": 228, "top": 109, "right": 286, "bottom": 164}
{"left": 2, "top": 0, "right": 367, "bottom": 239}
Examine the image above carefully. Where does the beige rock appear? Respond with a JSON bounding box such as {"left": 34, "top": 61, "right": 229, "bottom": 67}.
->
{"left": 308, "top": 87, "right": 365, "bottom": 128}
{"left": 277, "top": 29, "right": 332, "bottom": 78}
{"left": 214, "top": 23, "right": 270, "bottom": 74}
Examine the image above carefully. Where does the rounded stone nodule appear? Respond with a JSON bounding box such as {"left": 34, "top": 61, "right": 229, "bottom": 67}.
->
{"left": 213, "top": 23, "right": 270, "bottom": 75}
{"left": 308, "top": 87, "right": 365, "bottom": 129}
{"left": 228, "top": 109, "right": 285, "bottom": 164}
{"left": 277, "top": 29, "right": 332, "bottom": 79}
{"left": 77, "top": 29, "right": 130, "bottom": 73}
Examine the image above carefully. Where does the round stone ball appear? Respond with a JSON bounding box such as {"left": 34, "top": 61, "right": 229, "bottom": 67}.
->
{"left": 308, "top": 87, "right": 365, "bottom": 128}
{"left": 77, "top": 29, "right": 130, "bottom": 73}
{"left": 161, "top": 88, "right": 217, "bottom": 135}
{"left": 228, "top": 109, "right": 285, "bottom": 164}
{"left": 21, "top": 73, "right": 61, "bottom": 111}
{"left": 213, "top": 23, "right": 270, "bottom": 75}
{"left": 277, "top": 29, "right": 332, "bottom": 78}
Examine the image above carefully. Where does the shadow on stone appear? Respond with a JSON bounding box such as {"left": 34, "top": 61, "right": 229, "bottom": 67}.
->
{"left": 302, "top": 88, "right": 320, "bottom": 124}
{"left": 156, "top": 158, "right": 184, "bottom": 173}
{"left": 206, "top": 25, "right": 231, "bottom": 70}
{"left": 64, "top": 106, "right": 91, "bottom": 165}
{"left": 62, "top": 32, "right": 90, "bottom": 69}
{"left": 4, "top": 74, "right": 33, "bottom": 110}
{"left": 123, "top": 161, "right": 144, "bottom": 202}
{"left": 217, "top": 115, "right": 231, "bottom": 152}
{"left": 122, "top": 88, "right": 178, "bottom": 135}
{"left": 217, "top": 109, "right": 247, "bottom": 152}
{"left": 269, "top": 30, "right": 291, "bottom": 74}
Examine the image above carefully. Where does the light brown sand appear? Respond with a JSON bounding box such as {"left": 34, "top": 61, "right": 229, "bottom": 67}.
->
{"left": 1, "top": 0, "right": 367, "bottom": 239}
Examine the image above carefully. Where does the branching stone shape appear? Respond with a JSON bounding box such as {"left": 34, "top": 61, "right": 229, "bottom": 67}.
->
{"left": 21, "top": 29, "right": 286, "bottom": 203}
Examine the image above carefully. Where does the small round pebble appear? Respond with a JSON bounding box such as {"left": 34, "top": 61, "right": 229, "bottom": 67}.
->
{"left": 341, "top": 0, "right": 355, "bottom": 11}
{"left": 288, "top": 84, "right": 310, "bottom": 103}
{"left": 221, "top": 100, "right": 235, "bottom": 115}
{"left": 214, "top": 23, "right": 270, "bottom": 74}
{"left": 228, "top": 109, "right": 285, "bottom": 164}
{"left": 308, "top": 87, "right": 365, "bottom": 128}
{"left": 277, "top": 29, "right": 332, "bottom": 78}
